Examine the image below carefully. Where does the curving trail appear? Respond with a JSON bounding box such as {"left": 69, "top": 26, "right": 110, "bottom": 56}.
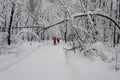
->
{"left": 0, "top": 43, "right": 74, "bottom": 80}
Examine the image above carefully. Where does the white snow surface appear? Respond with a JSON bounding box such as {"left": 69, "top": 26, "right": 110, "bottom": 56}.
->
{"left": 0, "top": 41, "right": 48, "bottom": 73}
{"left": 0, "top": 41, "right": 120, "bottom": 80}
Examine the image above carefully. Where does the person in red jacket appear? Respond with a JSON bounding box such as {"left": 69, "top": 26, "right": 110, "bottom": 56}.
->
{"left": 53, "top": 37, "right": 57, "bottom": 45}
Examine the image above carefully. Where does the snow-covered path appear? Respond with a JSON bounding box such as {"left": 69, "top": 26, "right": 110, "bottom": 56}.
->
{"left": 0, "top": 43, "right": 73, "bottom": 80}
{"left": 0, "top": 41, "right": 120, "bottom": 80}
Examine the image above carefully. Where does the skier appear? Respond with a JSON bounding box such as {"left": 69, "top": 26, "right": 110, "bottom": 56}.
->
{"left": 57, "top": 38, "right": 60, "bottom": 43}
{"left": 53, "top": 37, "right": 57, "bottom": 45}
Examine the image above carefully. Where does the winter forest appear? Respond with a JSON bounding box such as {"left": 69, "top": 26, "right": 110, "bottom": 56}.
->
{"left": 0, "top": 0, "right": 120, "bottom": 80}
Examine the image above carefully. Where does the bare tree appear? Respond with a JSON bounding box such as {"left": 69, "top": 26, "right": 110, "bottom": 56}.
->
{"left": 7, "top": 2, "right": 15, "bottom": 45}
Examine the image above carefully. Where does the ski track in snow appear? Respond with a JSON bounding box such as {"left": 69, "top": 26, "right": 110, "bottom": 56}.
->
{"left": 0, "top": 42, "right": 75, "bottom": 80}
{"left": 0, "top": 41, "right": 50, "bottom": 74}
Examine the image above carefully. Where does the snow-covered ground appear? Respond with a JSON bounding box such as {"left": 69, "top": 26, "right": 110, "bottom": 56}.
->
{"left": 0, "top": 41, "right": 49, "bottom": 73}
{"left": 67, "top": 54, "right": 120, "bottom": 80}
{"left": 0, "top": 41, "right": 120, "bottom": 80}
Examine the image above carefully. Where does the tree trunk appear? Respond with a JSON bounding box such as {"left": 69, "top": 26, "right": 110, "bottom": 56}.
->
{"left": 64, "top": 19, "right": 67, "bottom": 43}
{"left": 113, "top": 26, "right": 116, "bottom": 47}
{"left": 8, "top": 3, "right": 15, "bottom": 45}
{"left": 64, "top": 9, "right": 67, "bottom": 43}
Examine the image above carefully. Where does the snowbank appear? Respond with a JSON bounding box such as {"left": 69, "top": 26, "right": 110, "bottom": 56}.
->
{"left": 64, "top": 42, "right": 120, "bottom": 80}
{"left": 67, "top": 54, "right": 120, "bottom": 80}
{"left": 90, "top": 42, "right": 114, "bottom": 62}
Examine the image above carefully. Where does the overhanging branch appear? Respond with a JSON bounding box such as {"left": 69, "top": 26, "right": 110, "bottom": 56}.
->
{"left": 74, "top": 13, "right": 120, "bottom": 30}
